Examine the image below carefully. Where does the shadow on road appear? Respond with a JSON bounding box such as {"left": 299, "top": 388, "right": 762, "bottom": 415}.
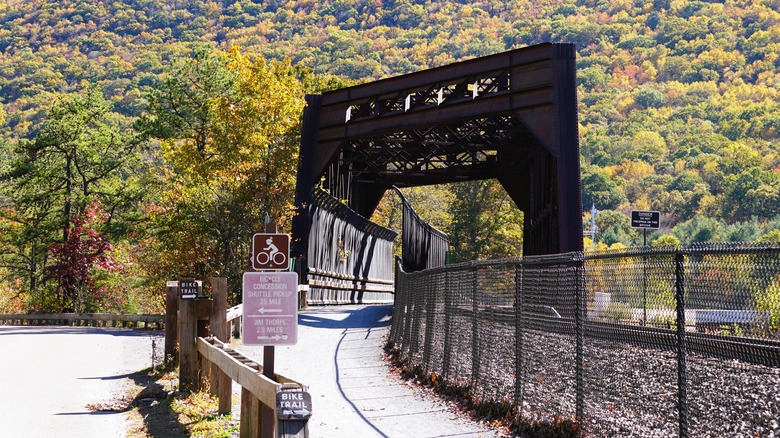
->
{"left": 79, "top": 371, "right": 141, "bottom": 381}
{"left": 48, "top": 367, "right": 186, "bottom": 437}
{"left": 0, "top": 326, "right": 163, "bottom": 337}
{"left": 298, "top": 304, "right": 393, "bottom": 330}
{"left": 125, "top": 368, "right": 188, "bottom": 438}
{"left": 298, "top": 305, "right": 396, "bottom": 438}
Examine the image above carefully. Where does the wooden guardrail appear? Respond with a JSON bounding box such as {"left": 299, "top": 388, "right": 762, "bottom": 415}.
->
{"left": 227, "top": 304, "right": 243, "bottom": 324}
{"left": 0, "top": 313, "right": 164, "bottom": 329}
{"left": 173, "top": 278, "right": 309, "bottom": 438}
{"left": 307, "top": 267, "right": 394, "bottom": 293}
{"left": 197, "top": 336, "right": 309, "bottom": 437}
{"left": 227, "top": 304, "right": 243, "bottom": 339}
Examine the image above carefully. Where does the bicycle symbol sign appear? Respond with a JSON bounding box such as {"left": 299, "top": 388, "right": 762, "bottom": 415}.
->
{"left": 252, "top": 233, "right": 290, "bottom": 270}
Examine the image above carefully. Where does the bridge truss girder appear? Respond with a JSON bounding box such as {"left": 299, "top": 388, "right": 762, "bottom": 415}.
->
{"left": 293, "top": 42, "right": 583, "bottom": 257}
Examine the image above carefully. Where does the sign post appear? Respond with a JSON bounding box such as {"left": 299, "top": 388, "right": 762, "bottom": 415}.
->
{"left": 631, "top": 210, "right": 661, "bottom": 327}
{"left": 276, "top": 387, "right": 312, "bottom": 420}
{"left": 631, "top": 210, "right": 660, "bottom": 234}
{"left": 179, "top": 278, "right": 200, "bottom": 299}
{"left": 247, "top": 222, "right": 303, "bottom": 437}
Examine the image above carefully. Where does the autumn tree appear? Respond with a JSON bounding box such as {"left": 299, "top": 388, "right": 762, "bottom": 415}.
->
{"left": 47, "top": 201, "right": 117, "bottom": 312}
{"left": 447, "top": 179, "right": 524, "bottom": 262}
{"left": 141, "top": 47, "right": 306, "bottom": 298}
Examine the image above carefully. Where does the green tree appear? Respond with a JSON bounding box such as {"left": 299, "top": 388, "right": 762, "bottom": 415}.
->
{"left": 671, "top": 216, "right": 726, "bottom": 245}
{"left": 582, "top": 164, "right": 627, "bottom": 210}
{"left": 722, "top": 168, "right": 780, "bottom": 221}
{"left": 594, "top": 209, "right": 637, "bottom": 247}
{"left": 447, "top": 179, "right": 524, "bottom": 262}
{"left": 1, "top": 87, "right": 142, "bottom": 311}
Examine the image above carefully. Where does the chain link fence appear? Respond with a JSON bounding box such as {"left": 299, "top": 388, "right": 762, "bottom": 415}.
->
{"left": 391, "top": 243, "right": 780, "bottom": 437}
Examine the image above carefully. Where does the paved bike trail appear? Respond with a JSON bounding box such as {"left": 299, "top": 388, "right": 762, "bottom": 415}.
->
{"left": 234, "top": 304, "right": 507, "bottom": 438}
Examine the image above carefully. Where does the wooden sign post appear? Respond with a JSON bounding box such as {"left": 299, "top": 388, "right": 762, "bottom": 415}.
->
{"left": 177, "top": 278, "right": 212, "bottom": 393}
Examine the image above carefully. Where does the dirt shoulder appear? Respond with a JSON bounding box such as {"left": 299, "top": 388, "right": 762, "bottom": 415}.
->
{"left": 123, "top": 368, "right": 188, "bottom": 437}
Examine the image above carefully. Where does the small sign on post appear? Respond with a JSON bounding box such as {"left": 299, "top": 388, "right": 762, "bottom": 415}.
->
{"left": 242, "top": 272, "right": 298, "bottom": 346}
{"left": 276, "top": 387, "right": 313, "bottom": 420}
{"left": 179, "top": 278, "right": 199, "bottom": 299}
{"left": 630, "top": 210, "right": 660, "bottom": 229}
{"left": 252, "top": 233, "right": 290, "bottom": 271}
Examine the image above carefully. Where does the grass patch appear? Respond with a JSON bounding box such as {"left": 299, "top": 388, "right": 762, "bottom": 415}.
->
{"left": 171, "top": 391, "right": 237, "bottom": 437}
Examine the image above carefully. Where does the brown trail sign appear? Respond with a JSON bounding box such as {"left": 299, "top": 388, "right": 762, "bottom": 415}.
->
{"left": 252, "top": 233, "right": 290, "bottom": 271}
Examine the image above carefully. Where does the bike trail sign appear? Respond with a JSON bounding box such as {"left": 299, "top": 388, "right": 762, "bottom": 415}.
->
{"left": 242, "top": 271, "right": 298, "bottom": 346}
{"left": 252, "top": 233, "right": 290, "bottom": 271}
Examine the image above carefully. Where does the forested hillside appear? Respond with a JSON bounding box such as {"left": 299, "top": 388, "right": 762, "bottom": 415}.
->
{"left": 1, "top": 0, "right": 780, "bottom": 311}
{"left": 3, "top": 0, "right": 780, "bottom": 232}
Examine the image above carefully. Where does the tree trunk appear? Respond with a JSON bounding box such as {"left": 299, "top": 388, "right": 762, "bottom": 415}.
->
{"left": 64, "top": 155, "right": 72, "bottom": 243}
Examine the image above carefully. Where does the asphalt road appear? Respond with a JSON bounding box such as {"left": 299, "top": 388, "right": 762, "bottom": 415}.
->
{"left": 0, "top": 306, "right": 506, "bottom": 438}
{"left": 235, "top": 304, "right": 507, "bottom": 438}
{"left": 0, "top": 326, "right": 162, "bottom": 438}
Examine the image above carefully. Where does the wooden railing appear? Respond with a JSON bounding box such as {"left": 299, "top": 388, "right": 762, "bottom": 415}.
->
{"left": 175, "top": 278, "right": 310, "bottom": 438}
{"left": 307, "top": 267, "right": 394, "bottom": 293}
{"left": 197, "top": 336, "right": 309, "bottom": 437}
{"left": 227, "top": 304, "right": 243, "bottom": 339}
{"left": 0, "top": 313, "right": 164, "bottom": 329}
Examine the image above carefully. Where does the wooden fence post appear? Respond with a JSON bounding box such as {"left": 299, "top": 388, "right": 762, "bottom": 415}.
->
{"left": 179, "top": 297, "right": 198, "bottom": 392}
{"left": 165, "top": 281, "right": 179, "bottom": 363}
{"left": 179, "top": 295, "right": 212, "bottom": 393}
{"left": 211, "top": 277, "right": 233, "bottom": 414}
{"left": 240, "top": 387, "right": 262, "bottom": 438}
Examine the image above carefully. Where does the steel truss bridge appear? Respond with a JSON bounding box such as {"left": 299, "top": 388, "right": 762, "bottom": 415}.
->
{"left": 291, "top": 42, "right": 583, "bottom": 301}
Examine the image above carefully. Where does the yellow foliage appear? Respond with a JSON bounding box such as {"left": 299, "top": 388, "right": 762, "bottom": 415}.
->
{"left": 641, "top": 60, "right": 657, "bottom": 82}
{"left": 601, "top": 165, "right": 620, "bottom": 177}
{"left": 618, "top": 161, "right": 654, "bottom": 180}
{"left": 609, "top": 73, "right": 631, "bottom": 92}
{"left": 633, "top": 195, "right": 651, "bottom": 211}
{"left": 696, "top": 194, "right": 719, "bottom": 217}
{"left": 609, "top": 242, "right": 627, "bottom": 251}
{"left": 755, "top": 276, "right": 780, "bottom": 333}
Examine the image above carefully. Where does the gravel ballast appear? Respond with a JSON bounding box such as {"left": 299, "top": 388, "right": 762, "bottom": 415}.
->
{"left": 402, "top": 315, "right": 780, "bottom": 437}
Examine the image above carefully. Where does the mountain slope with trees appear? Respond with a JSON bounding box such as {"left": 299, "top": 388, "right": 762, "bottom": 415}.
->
{"left": 2, "top": 0, "right": 779, "bottom": 231}
{"left": 1, "top": 0, "right": 780, "bottom": 311}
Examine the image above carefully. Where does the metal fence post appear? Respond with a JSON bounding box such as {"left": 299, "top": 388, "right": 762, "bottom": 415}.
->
{"left": 575, "top": 255, "right": 585, "bottom": 427}
{"left": 423, "top": 273, "right": 437, "bottom": 368}
{"left": 471, "top": 264, "right": 480, "bottom": 385}
{"left": 390, "top": 261, "right": 401, "bottom": 345}
{"left": 442, "top": 270, "right": 453, "bottom": 379}
{"left": 514, "top": 263, "right": 524, "bottom": 412}
{"left": 675, "top": 250, "right": 689, "bottom": 438}
{"left": 402, "top": 270, "right": 415, "bottom": 352}
{"left": 410, "top": 274, "right": 423, "bottom": 357}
